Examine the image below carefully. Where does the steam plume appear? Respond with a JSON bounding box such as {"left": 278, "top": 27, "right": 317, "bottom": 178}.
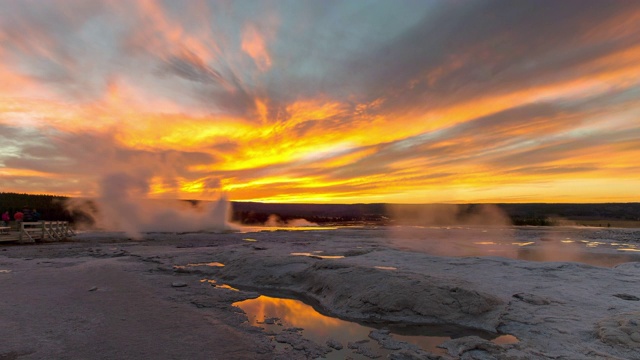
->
{"left": 67, "top": 172, "right": 234, "bottom": 238}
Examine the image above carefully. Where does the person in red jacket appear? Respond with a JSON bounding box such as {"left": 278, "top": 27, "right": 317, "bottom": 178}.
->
{"left": 1, "top": 211, "right": 9, "bottom": 226}
{"left": 13, "top": 211, "right": 24, "bottom": 230}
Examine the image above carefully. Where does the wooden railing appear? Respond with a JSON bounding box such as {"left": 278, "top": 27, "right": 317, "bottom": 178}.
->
{"left": 0, "top": 221, "right": 75, "bottom": 243}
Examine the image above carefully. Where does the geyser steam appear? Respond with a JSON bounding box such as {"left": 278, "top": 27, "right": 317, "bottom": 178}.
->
{"left": 67, "top": 172, "right": 234, "bottom": 238}
{"left": 264, "top": 214, "right": 319, "bottom": 227}
{"left": 384, "top": 203, "right": 516, "bottom": 258}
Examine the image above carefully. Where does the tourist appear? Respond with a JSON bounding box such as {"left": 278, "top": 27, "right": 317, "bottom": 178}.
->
{"left": 22, "top": 207, "right": 32, "bottom": 222}
{"left": 1, "top": 211, "right": 9, "bottom": 227}
{"left": 32, "top": 209, "right": 41, "bottom": 222}
{"left": 13, "top": 210, "right": 24, "bottom": 229}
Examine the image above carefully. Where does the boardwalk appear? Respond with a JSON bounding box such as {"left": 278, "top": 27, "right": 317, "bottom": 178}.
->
{"left": 0, "top": 221, "right": 75, "bottom": 243}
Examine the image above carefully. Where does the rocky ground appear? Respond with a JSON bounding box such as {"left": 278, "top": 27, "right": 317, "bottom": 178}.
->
{"left": 1, "top": 226, "right": 639, "bottom": 359}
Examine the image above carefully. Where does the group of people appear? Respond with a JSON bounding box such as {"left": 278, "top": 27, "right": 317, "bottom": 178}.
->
{"left": 1, "top": 208, "right": 41, "bottom": 227}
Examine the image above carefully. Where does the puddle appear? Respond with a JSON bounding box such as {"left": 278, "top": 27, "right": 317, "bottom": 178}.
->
{"left": 374, "top": 266, "right": 397, "bottom": 271}
{"left": 512, "top": 241, "right": 535, "bottom": 247}
{"left": 234, "top": 295, "right": 516, "bottom": 359}
{"left": 290, "top": 252, "right": 345, "bottom": 259}
{"left": 173, "top": 262, "right": 225, "bottom": 269}
{"left": 240, "top": 226, "right": 339, "bottom": 233}
{"left": 492, "top": 334, "right": 519, "bottom": 345}
{"left": 0, "top": 269, "right": 11, "bottom": 273}
{"left": 243, "top": 238, "right": 258, "bottom": 242}
{"left": 585, "top": 241, "right": 605, "bottom": 248}
{"left": 200, "top": 278, "right": 239, "bottom": 291}
{"left": 618, "top": 248, "right": 640, "bottom": 252}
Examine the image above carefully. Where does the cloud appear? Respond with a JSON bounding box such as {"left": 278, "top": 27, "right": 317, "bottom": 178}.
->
{"left": 241, "top": 24, "right": 272, "bottom": 71}
{"left": 0, "top": 0, "right": 639, "bottom": 203}
{"left": 161, "top": 49, "right": 227, "bottom": 85}
{"left": 332, "top": 1, "right": 640, "bottom": 116}
{"left": 2, "top": 126, "right": 218, "bottom": 197}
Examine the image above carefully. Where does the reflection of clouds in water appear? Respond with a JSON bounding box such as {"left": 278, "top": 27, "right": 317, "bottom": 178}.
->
{"left": 234, "top": 295, "right": 517, "bottom": 356}
{"left": 512, "top": 242, "right": 535, "bottom": 247}
{"left": 200, "top": 279, "right": 238, "bottom": 291}
{"left": 235, "top": 296, "right": 343, "bottom": 330}
{"left": 173, "top": 262, "right": 225, "bottom": 269}
{"left": 238, "top": 225, "right": 338, "bottom": 233}
{"left": 290, "top": 252, "right": 345, "bottom": 259}
{"left": 374, "top": 266, "right": 398, "bottom": 271}
{"left": 585, "top": 241, "right": 605, "bottom": 247}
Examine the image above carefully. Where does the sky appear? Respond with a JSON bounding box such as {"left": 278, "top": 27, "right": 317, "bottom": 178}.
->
{"left": 0, "top": 0, "right": 639, "bottom": 204}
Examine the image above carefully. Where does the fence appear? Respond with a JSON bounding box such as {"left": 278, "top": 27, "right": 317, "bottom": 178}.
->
{"left": 0, "top": 221, "right": 75, "bottom": 243}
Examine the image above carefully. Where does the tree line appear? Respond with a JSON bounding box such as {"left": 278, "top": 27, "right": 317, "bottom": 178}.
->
{"left": 0, "top": 192, "right": 74, "bottom": 222}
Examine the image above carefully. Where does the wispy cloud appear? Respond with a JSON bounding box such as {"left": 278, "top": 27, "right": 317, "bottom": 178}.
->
{"left": 241, "top": 24, "right": 272, "bottom": 71}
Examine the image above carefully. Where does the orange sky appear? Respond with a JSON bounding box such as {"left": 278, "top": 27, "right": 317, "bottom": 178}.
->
{"left": 0, "top": 0, "right": 639, "bottom": 203}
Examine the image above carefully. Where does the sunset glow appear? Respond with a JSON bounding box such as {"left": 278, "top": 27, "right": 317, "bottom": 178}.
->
{"left": 1, "top": 0, "right": 639, "bottom": 203}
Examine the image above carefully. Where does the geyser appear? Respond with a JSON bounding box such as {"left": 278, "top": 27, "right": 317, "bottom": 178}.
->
{"left": 66, "top": 172, "right": 235, "bottom": 238}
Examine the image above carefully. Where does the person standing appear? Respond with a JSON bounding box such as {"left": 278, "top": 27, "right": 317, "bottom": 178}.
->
{"left": 13, "top": 210, "right": 23, "bottom": 230}
{"left": 22, "top": 207, "right": 32, "bottom": 222}
{"left": 32, "top": 209, "right": 41, "bottom": 222}
{"left": 1, "top": 211, "right": 9, "bottom": 226}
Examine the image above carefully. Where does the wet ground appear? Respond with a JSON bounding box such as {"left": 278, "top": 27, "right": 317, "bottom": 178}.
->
{"left": 1, "top": 225, "right": 638, "bottom": 359}
{"left": 383, "top": 225, "right": 640, "bottom": 267}
{"left": 234, "top": 294, "right": 518, "bottom": 360}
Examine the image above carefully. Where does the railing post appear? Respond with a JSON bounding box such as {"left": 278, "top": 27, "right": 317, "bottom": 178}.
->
{"left": 18, "top": 222, "right": 22, "bottom": 242}
{"left": 41, "top": 221, "right": 45, "bottom": 240}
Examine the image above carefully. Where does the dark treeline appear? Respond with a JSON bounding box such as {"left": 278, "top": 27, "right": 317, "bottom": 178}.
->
{"left": 2, "top": 192, "right": 639, "bottom": 226}
{"left": 0, "top": 192, "right": 73, "bottom": 222}
{"left": 231, "top": 202, "right": 640, "bottom": 226}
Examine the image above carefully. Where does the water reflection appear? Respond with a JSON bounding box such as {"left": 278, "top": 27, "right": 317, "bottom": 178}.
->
{"left": 240, "top": 226, "right": 339, "bottom": 233}
{"left": 492, "top": 334, "right": 519, "bottom": 345}
{"left": 513, "top": 241, "right": 535, "bottom": 246}
{"left": 374, "top": 266, "right": 398, "bottom": 271}
{"left": 200, "top": 278, "right": 239, "bottom": 291}
{"left": 234, "top": 295, "right": 515, "bottom": 359}
{"left": 290, "top": 252, "right": 345, "bottom": 259}
{"left": 173, "top": 262, "right": 225, "bottom": 269}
